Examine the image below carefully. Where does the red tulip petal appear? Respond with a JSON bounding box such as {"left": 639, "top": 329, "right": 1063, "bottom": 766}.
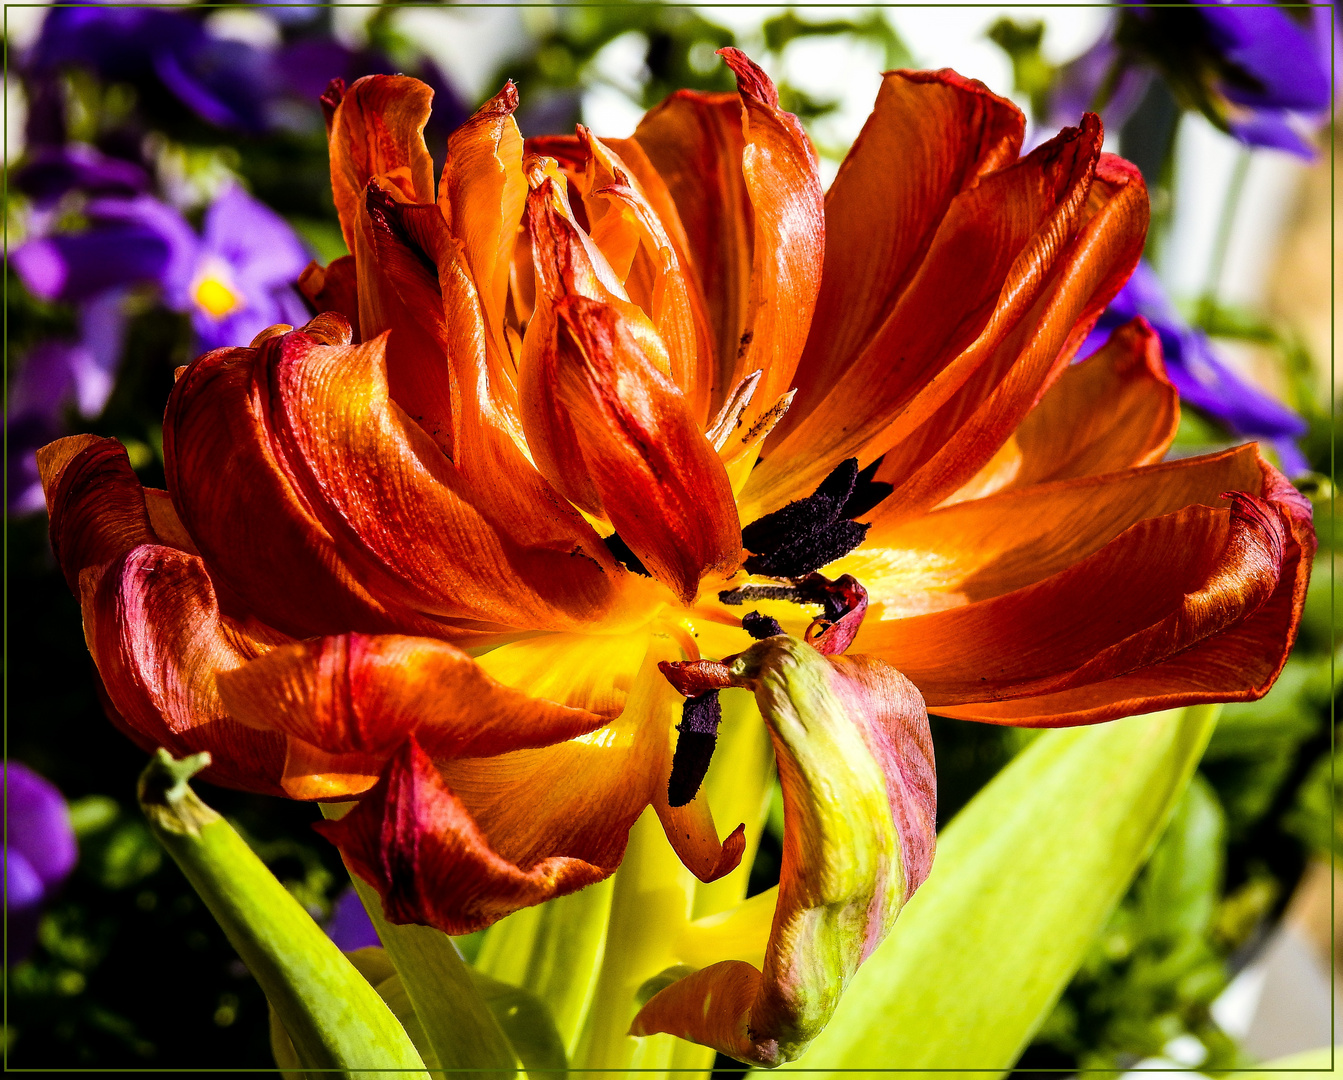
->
{"left": 716, "top": 48, "right": 825, "bottom": 430}
{"left": 327, "top": 74, "right": 436, "bottom": 253}
{"left": 632, "top": 90, "right": 753, "bottom": 403}
{"left": 745, "top": 115, "right": 1112, "bottom": 518}
{"left": 217, "top": 632, "right": 608, "bottom": 761}
{"left": 520, "top": 292, "right": 740, "bottom": 603}
{"left": 632, "top": 638, "right": 934, "bottom": 1066}
{"left": 784, "top": 70, "right": 1023, "bottom": 439}
{"left": 82, "top": 544, "right": 288, "bottom": 795}
{"left": 940, "top": 315, "right": 1176, "bottom": 505}
{"left": 854, "top": 456, "right": 1312, "bottom": 716}
{"left": 846, "top": 444, "right": 1268, "bottom": 618}
{"left": 866, "top": 152, "right": 1149, "bottom": 520}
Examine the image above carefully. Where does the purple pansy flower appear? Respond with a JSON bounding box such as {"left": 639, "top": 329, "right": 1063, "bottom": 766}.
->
{"left": 5, "top": 763, "right": 78, "bottom": 963}
{"left": 325, "top": 886, "right": 381, "bottom": 953}
{"left": 1081, "top": 261, "right": 1309, "bottom": 476}
{"left": 1048, "top": 2, "right": 1332, "bottom": 157}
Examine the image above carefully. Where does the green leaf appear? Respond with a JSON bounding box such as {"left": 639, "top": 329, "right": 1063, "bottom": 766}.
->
{"left": 781, "top": 705, "right": 1218, "bottom": 1077}
{"left": 470, "top": 968, "right": 570, "bottom": 1074}
{"left": 345, "top": 870, "right": 520, "bottom": 1078}
{"left": 1238, "top": 1046, "right": 1340, "bottom": 1077}
{"left": 137, "top": 750, "right": 429, "bottom": 1079}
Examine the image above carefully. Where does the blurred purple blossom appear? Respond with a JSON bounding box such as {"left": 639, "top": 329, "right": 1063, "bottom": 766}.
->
{"left": 1049, "top": 2, "right": 1332, "bottom": 157}
{"left": 5, "top": 763, "right": 78, "bottom": 963}
{"left": 1081, "top": 262, "right": 1309, "bottom": 476}
{"left": 325, "top": 886, "right": 381, "bottom": 953}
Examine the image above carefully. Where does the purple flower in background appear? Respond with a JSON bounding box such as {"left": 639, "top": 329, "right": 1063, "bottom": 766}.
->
{"left": 326, "top": 886, "right": 381, "bottom": 952}
{"left": 29, "top": 3, "right": 279, "bottom": 133}
{"left": 1051, "top": 2, "right": 1332, "bottom": 157}
{"left": 5, "top": 763, "right": 78, "bottom": 963}
{"left": 1081, "top": 262, "right": 1309, "bottom": 476}
{"left": 173, "top": 184, "right": 312, "bottom": 352}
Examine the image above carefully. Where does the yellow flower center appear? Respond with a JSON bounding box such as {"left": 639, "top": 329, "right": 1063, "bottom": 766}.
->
{"left": 192, "top": 264, "right": 245, "bottom": 319}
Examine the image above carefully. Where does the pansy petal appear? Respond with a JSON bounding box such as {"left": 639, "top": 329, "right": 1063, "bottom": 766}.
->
{"left": 745, "top": 115, "right": 1109, "bottom": 518}
{"left": 217, "top": 632, "right": 608, "bottom": 760}
{"left": 82, "top": 544, "right": 287, "bottom": 795}
{"left": 855, "top": 466, "right": 1309, "bottom": 714}
{"left": 845, "top": 445, "right": 1268, "bottom": 618}
{"left": 786, "top": 70, "right": 1023, "bottom": 432}
{"left": 632, "top": 637, "right": 934, "bottom": 1067}
{"left": 326, "top": 75, "right": 436, "bottom": 252}
{"left": 520, "top": 293, "right": 740, "bottom": 603}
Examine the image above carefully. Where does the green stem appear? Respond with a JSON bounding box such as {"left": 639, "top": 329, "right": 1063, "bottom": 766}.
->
{"left": 138, "top": 750, "right": 429, "bottom": 1079}
{"left": 319, "top": 804, "right": 520, "bottom": 1078}
{"left": 1199, "top": 145, "right": 1251, "bottom": 327}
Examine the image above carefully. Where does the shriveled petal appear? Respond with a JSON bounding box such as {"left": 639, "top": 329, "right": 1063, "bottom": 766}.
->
{"left": 520, "top": 293, "right": 740, "bottom": 603}
{"left": 940, "top": 314, "right": 1176, "bottom": 505}
{"left": 845, "top": 445, "right": 1269, "bottom": 619}
{"left": 218, "top": 632, "right": 608, "bottom": 761}
{"left": 632, "top": 637, "right": 934, "bottom": 1067}
{"left": 785, "top": 70, "right": 1023, "bottom": 434}
{"left": 297, "top": 255, "right": 360, "bottom": 336}
{"left": 82, "top": 544, "right": 288, "bottom": 795}
{"left": 854, "top": 460, "right": 1312, "bottom": 719}
{"left": 38, "top": 434, "right": 156, "bottom": 593}
{"left": 745, "top": 115, "right": 1119, "bottom": 518}
{"left": 326, "top": 75, "right": 436, "bottom": 253}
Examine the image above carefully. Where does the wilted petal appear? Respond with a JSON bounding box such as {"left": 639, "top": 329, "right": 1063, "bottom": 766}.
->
{"left": 325, "top": 75, "right": 437, "bottom": 252}
{"left": 520, "top": 293, "right": 740, "bottom": 603}
{"left": 632, "top": 637, "right": 934, "bottom": 1067}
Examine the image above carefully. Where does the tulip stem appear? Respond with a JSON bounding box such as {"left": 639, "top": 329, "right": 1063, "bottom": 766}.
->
{"left": 138, "top": 749, "right": 430, "bottom": 1079}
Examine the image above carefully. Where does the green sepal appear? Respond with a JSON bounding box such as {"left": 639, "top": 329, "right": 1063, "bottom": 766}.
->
{"left": 780, "top": 704, "right": 1219, "bottom": 1076}
{"left": 136, "top": 750, "right": 430, "bottom": 1079}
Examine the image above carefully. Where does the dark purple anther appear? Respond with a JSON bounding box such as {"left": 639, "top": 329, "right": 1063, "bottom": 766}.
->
{"left": 667, "top": 692, "right": 722, "bottom": 808}
{"left": 742, "top": 611, "right": 783, "bottom": 639}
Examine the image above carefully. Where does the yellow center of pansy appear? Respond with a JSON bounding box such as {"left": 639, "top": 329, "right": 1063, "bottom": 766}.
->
{"left": 191, "top": 262, "right": 245, "bottom": 319}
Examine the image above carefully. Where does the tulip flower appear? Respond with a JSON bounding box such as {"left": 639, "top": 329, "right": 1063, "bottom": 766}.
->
{"left": 38, "top": 51, "right": 1313, "bottom": 1065}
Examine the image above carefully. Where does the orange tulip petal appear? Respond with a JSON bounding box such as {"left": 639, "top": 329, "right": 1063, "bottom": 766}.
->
{"left": 846, "top": 444, "right": 1269, "bottom": 618}
{"left": 316, "top": 739, "right": 610, "bottom": 934}
{"left": 326, "top": 74, "right": 437, "bottom": 253}
{"left": 632, "top": 90, "right": 752, "bottom": 402}
{"left": 717, "top": 48, "right": 825, "bottom": 425}
{"left": 297, "top": 255, "right": 361, "bottom": 338}
{"left": 855, "top": 463, "right": 1310, "bottom": 715}
{"left": 82, "top": 544, "right": 288, "bottom": 795}
{"left": 521, "top": 293, "right": 741, "bottom": 603}
{"left": 785, "top": 69, "right": 1023, "bottom": 435}
{"left": 746, "top": 114, "right": 1111, "bottom": 517}
{"left": 866, "top": 152, "right": 1149, "bottom": 520}
{"left": 38, "top": 434, "right": 157, "bottom": 593}
{"left": 217, "top": 632, "right": 608, "bottom": 761}
{"left": 942, "top": 314, "right": 1176, "bottom": 505}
